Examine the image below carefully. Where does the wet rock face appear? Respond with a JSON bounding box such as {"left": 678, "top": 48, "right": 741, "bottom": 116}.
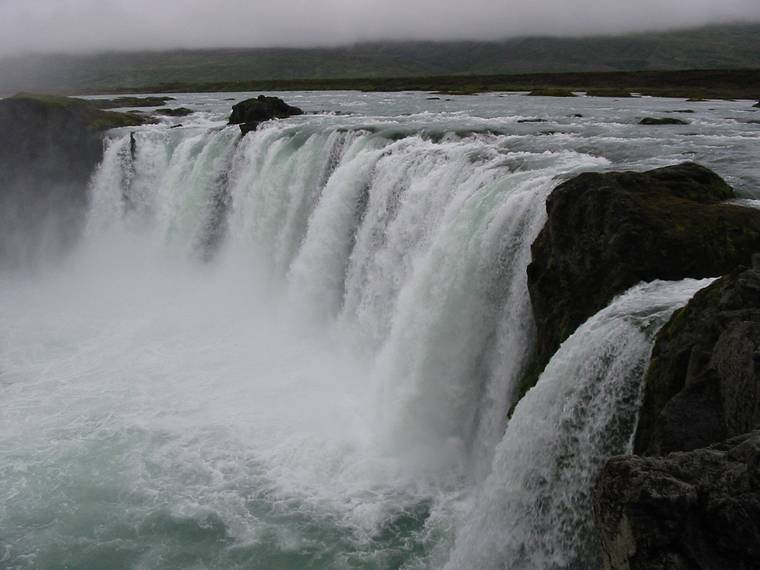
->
{"left": 228, "top": 95, "right": 303, "bottom": 135}
{"left": 594, "top": 431, "right": 760, "bottom": 570}
{"left": 594, "top": 263, "right": 760, "bottom": 570}
{"left": 635, "top": 267, "right": 760, "bottom": 455}
{"left": 522, "top": 162, "right": 760, "bottom": 397}
{"left": 0, "top": 94, "right": 147, "bottom": 265}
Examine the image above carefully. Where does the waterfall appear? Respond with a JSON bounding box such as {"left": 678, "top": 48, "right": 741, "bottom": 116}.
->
{"left": 27, "top": 115, "right": 717, "bottom": 569}
{"left": 85, "top": 122, "right": 611, "bottom": 483}
{"left": 445, "top": 278, "right": 714, "bottom": 570}
{"left": 2, "top": 94, "right": 753, "bottom": 569}
{"left": 87, "top": 126, "right": 240, "bottom": 253}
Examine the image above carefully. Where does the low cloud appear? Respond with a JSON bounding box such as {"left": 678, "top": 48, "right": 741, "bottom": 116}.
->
{"left": 1, "top": 0, "right": 760, "bottom": 55}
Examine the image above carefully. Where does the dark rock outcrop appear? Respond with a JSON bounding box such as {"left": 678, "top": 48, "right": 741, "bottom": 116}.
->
{"left": 228, "top": 95, "right": 303, "bottom": 135}
{"left": 594, "top": 431, "right": 760, "bottom": 570}
{"left": 0, "top": 93, "right": 148, "bottom": 265}
{"left": 154, "top": 107, "right": 194, "bottom": 117}
{"left": 522, "top": 163, "right": 760, "bottom": 397}
{"left": 93, "top": 96, "right": 175, "bottom": 109}
{"left": 639, "top": 117, "right": 689, "bottom": 125}
{"left": 634, "top": 265, "right": 760, "bottom": 455}
{"left": 754, "top": 100, "right": 760, "bottom": 108}
{"left": 593, "top": 240, "right": 760, "bottom": 569}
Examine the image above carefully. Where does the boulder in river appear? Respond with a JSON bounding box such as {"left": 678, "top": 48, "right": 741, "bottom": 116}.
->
{"left": 228, "top": 95, "right": 303, "bottom": 135}
{"left": 639, "top": 117, "right": 689, "bottom": 125}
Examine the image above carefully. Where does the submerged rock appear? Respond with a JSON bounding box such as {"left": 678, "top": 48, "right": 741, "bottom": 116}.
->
{"left": 639, "top": 117, "right": 689, "bottom": 125}
{"left": 228, "top": 95, "right": 303, "bottom": 135}
{"left": 522, "top": 163, "right": 760, "bottom": 397}
{"left": 635, "top": 265, "right": 760, "bottom": 455}
{"left": 594, "top": 431, "right": 760, "bottom": 570}
{"left": 154, "top": 107, "right": 194, "bottom": 117}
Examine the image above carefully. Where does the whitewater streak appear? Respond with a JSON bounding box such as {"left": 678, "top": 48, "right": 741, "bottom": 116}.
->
{"left": 1, "top": 116, "right": 711, "bottom": 569}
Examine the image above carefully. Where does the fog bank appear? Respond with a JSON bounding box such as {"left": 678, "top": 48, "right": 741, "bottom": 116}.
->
{"left": 2, "top": 0, "right": 760, "bottom": 55}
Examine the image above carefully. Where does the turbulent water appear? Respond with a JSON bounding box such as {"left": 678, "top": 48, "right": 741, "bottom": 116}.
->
{"left": 1, "top": 91, "right": 758, "bottom": 569}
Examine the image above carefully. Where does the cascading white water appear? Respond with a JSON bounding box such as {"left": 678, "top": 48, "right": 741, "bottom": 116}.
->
{"left": 87, "top": 123, "right": 611, "bottom": 483}
{"left": 4, "top": 89, "right": 752, "bottom": 569}
{"left": 445, "top": 278, "right": 714, "bottom": 570}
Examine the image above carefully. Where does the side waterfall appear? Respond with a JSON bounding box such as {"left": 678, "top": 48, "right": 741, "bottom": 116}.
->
{"left": 445, "top": 278, "right": 714, "bottom": 570}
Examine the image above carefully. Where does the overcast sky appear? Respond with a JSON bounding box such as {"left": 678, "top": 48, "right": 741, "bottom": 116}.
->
{"left": 1, "top": 0, "right": 760, "bottom": 56}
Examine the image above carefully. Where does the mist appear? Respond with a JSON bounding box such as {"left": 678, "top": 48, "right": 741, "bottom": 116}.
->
{"left": 2, "top": 0, "right": 760, "bottom": 56}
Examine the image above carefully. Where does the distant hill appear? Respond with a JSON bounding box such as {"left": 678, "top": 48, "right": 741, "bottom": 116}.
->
{"left": 1, "top": 23, "right": 759, "bottom": 94}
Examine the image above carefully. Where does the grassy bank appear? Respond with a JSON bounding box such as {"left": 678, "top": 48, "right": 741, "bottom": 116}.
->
{"left": 100, "top": 68, "right": 760, "bottom": 100}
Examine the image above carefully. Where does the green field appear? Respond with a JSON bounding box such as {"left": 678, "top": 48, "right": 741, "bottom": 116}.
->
{"left": 110, "top": 69, "right": 760, "bottom": 101}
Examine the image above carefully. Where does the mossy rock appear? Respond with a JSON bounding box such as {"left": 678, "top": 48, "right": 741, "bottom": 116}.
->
{"left": 526, "top": 88, "right": 576, "bottom": 97}
{"left": 7, "top": 93, "right": 153, "bottom": 129}
{"left": 639, "top": 117, "right": 689, "bottom": 125}
{"left": 93, "top": 96, "right": 175, "bottom": 109}
{"left": 0, "top": 93, "right": 152, "bottom": 264}
{"left": 520, "top": 163, "right": 760, "bottom": 402}
{"left": 634, "top": 265, "right": 760, "bottom": 455}
{"left": 154, "top": 107, "right": 194, "bottom": 117}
